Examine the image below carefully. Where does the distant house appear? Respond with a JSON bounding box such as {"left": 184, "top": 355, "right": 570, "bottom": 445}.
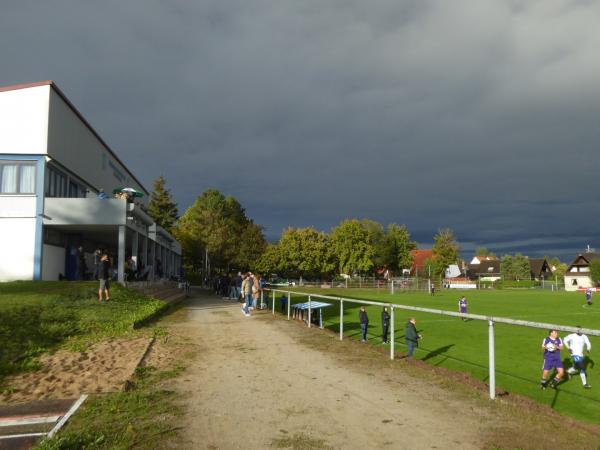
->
{"left": 467, "top": 260, "right": 501, "bottom": 281}
{"left": 564, "top": 252, "right": 600, "bottom": 291}
{"left": 409, "top": 249, "right": 433, "bottom": 276}
{"left": 529, "top": 258, "right": 553, "bottom": 281}
{"left": 469, "top": 255, "right": 497, "bottom": 265}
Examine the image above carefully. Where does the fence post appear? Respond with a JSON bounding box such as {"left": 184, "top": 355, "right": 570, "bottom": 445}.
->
{"left": 390, "top": 280, "right": 394, "bottom": 295}
{"left": 390, "top": 305, "right": 395, "bottom": 360}
{"left": 272, "top": 290, "right": 275, "bottom": 315}
{"left": 287, "top": 292, "right": 291, "bottom": 320}
{"left": 308, "top": 295, "right": 312, "bottom": 328}
{"left": 260, "top": 290, "right": 264, "bottom": 309}
{"left": 340, "top": 299, "right": 344, "bottom": 340}
{"left": 488, "top": 319, "right": 496, "bottom": 400}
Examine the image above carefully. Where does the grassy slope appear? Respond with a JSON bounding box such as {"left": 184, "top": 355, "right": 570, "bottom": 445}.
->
{"left": 0, "top": 281, "right": 164, "bottom": 382}
{"left": 276, "top": 287, "right": 600, "bottom": 423}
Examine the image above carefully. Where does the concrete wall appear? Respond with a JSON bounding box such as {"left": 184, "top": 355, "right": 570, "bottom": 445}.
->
{"left": 42, "top": 244, "right": 65, "bottom": 281}
{"left": 0, "top": 85, "right": 49, "bottom": 155}
{"left": 47, "top": 89, "right": 148, "bottom": 201}
{"left": 0, "top": 218, "right": 36, "bottom": 281}
{"left": 0, "top": 195, "right": 37, "bottom": 281}
{"left": 44, "top": 198, "right": 128, "bottom": 225}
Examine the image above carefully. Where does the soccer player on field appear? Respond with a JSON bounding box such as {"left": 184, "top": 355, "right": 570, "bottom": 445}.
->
{"left": 585, "top": 288, "right": 593, "bottom": 306}
{"left": 458, "top": 296, "right": 468, "bottom": 320}
{"left": 564, "top": 327, "right": 592, "bottom": 389}
{"left": 540, "top": 329, "right": 564, "bottom": 390}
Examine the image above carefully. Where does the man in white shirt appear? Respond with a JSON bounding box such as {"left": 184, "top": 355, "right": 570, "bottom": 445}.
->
{"left": 564, "top": 327, "right": 592, "bottom": 389}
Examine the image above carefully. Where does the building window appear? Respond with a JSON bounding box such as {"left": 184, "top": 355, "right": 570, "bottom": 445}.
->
{"left": 0, "top": 162, "right": 36, "bottom": 194}
{"left": 572, "top": 279, "right": 578, "bottom": 286}
{"left": 46, "top": 166, "right": 86, "bottom": 198}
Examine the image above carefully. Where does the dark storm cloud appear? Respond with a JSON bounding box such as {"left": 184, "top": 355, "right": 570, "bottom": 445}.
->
{"left": 2, "top": 0, "right": 599, "bottom": 260}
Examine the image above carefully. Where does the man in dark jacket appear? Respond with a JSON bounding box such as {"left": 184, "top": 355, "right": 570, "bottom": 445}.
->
{"left": 405, "top": 317, "right": 421, "bottom": 357}
{"left": 359, "top": 306, "right": 369, "bottom": 342}
{"left": 381, "top": 307, "right": 391, "bottom": 344}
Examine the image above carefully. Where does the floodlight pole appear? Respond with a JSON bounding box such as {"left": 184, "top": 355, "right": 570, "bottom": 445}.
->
{"left": 488, "top": 319, "right": 496, "bottom": 400}
{"left": 340, "top": 299, "right": 344, "bottom": 340}
{"left": 390, "top": 306, "right": 395, "bottom": 360}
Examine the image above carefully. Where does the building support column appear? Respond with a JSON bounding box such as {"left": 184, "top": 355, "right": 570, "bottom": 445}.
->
{"left": 131, "top": 230, "right": 139, "bottom": 266}
{"left": 118, "top": 225, "right": 126, "bottom": 284}
{"left": 142, "top": 234, "right": 148, "bottom": 268}
{"left": 150, "top": 240, "right": 156, "bottom": 280}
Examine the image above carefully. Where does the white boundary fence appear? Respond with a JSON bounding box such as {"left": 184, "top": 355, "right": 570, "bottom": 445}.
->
{"left": 264, "top": 289, "right": 600, "bottom": 400}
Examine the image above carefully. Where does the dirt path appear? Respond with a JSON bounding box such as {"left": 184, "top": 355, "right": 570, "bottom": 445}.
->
{"left": 159, "top": 291, "right": 600, "bottom": 450}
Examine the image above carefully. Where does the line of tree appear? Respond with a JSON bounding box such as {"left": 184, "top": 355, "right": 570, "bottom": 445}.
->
{"left": 255, "top": 219, "right": 421, "bottom": 279}
{"left": 146, "top": 178, "right": 462, "bottom": 280}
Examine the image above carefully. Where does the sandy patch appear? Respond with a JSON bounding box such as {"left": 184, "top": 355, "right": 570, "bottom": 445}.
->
{"left": 0, "top": 337, "right": 152, "bottom": 403}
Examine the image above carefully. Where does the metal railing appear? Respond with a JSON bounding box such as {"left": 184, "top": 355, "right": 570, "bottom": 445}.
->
{"left": 264, "top": 288, "right": 600, "bottom": 400}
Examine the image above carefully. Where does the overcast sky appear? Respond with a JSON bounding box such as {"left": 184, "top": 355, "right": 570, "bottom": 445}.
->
{"left": 2, "top": 1, "right": 599, "bottom": 260}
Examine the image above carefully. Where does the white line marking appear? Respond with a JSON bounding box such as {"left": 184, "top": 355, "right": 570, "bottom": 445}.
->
{"left": 0, "top": 415, "right": 60, "bottom": 427}
{"left": 0, "top": 432, "right": 47, "bottom": 440}
{"left": 47, "top": 395, "right": 88, "bottom": 439}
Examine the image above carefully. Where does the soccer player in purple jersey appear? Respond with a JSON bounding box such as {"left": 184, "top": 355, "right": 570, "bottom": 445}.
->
{"left": 585, "top": 288, "right": 593, "bottom": 307}
{"left": 458, "top": 296, "right": 468, "bottom": 321}
{"left": 540, "top": 329, "right": 565, "bottom": 390}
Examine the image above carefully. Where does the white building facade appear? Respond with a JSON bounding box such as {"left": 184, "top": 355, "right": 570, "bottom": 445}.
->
{"left": 0, "top": 81, "right": 182, "bottom": 283}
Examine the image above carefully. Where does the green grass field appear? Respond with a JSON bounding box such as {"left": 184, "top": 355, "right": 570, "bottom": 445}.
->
{"left": 271, "top": 287, "right": 600, "bottom": 424}
{"left": 0, "top": 281, "right": 165, "bottom": 383}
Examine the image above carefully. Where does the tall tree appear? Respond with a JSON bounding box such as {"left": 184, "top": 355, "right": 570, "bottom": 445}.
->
{"left": 254, "top": 244, "right": 282, "bottom": 276}
{"left": 500, "top": 253, "right": 530, "bottom": 280}
{"left": 432, "top": 228, "right": 460, "bottom": 276}
{"left": 175, "top": 189, "right": 266, "bottom": 273}
{"left": 380, "top": 224, "right": 416, "bottom": 273}
{"left": 330, "top": 219, "right": 375, "bottom": 275}
{"left": 147, "top": 176, "right": 178, "bottom": 232}
{"left": 475, "top": 247, "right": 496, "bottom": 258}
{"left": 275, "top": 227, "right": 336, "bottom": 278}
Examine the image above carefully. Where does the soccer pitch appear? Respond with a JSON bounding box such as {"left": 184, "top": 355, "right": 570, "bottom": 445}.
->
{"left": 277, "top": 287, "right": 600, "bottom": 424}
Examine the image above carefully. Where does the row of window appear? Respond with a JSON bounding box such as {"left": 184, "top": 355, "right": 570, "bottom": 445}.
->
{"left": 0, "top": 161, "right": 87, "bottom": 197}
{"left": 46, "top": 166, "right": 86, "bottom": 198}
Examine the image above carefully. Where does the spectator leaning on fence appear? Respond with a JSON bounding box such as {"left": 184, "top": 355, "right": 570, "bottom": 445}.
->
{"left": 405, "top": 317, "right": 421, "bottom": 357}
{"left": 381, "top": 307, "right": 390, "bottom": 344}
{"left": 359, "top": 306, "right": 369, "bottom": 342}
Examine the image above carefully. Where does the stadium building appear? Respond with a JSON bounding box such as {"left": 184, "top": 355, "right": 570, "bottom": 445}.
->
{"left": 0, "top": 81, "right": 182, "bottom": 283}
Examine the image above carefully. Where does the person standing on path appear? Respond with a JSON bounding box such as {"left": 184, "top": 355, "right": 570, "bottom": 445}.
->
{"left": 98, "top": 253, "right": 111, "bottom": 302}
{"left": 381, "top": 306, "right": 390, "bottom": 344}
{"left": 564, "top": 327, "right": 592, "bottom": 389}
{"left": 359, "top": 306, "right": 369, "bottom": 342}
{"left": 405, "top": 317, "right": 421, "bottom": 358}
{"left": 241, "top": 272, "right": 253, "bottom": 316}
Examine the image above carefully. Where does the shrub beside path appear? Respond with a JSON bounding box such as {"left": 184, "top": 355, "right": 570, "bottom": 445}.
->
{"left": 165, "top": 291, "right": 600, "bottom": 450}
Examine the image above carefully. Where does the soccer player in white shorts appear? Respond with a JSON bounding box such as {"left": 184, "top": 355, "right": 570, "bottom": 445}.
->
{"left": 564, "top": 327, "right": 592, "bottom": 389}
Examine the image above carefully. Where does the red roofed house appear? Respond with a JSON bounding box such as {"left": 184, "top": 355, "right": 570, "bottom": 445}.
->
{"left": 410, "top": 249, "right": 433, "bottom": 276}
